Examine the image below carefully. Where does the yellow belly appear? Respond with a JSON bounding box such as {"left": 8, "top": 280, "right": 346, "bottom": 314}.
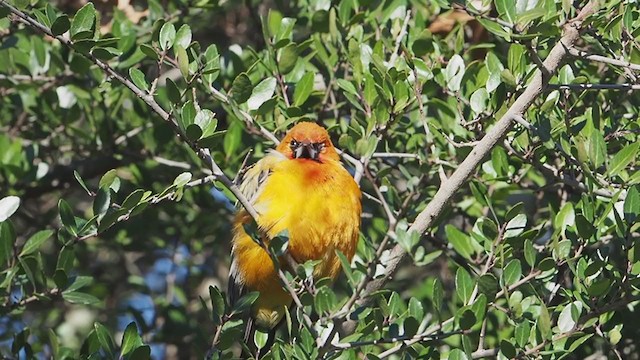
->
{"left": 232, "top": 159, "right": 361, "bottom": 329}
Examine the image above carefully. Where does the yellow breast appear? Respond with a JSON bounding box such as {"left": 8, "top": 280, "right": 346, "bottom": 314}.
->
{"left": 231, "top": 158, "right": 361, "bottom": 328}
{"left": 258, "top": 159, "right": 361, "bottom": 277}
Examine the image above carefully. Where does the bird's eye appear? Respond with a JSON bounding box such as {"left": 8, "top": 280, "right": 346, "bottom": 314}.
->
{"left": 290, "top": 139, "right": 299, "bottom": 147}
{"left": 318, "top": 142, "right": 326, "bottom": 151}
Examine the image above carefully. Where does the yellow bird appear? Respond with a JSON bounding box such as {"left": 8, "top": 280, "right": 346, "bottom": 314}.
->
{"left": 228, "top": 122, "right": 362, "bottom": 352}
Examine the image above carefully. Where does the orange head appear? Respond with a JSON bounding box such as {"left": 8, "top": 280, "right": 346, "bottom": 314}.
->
{"left": 276, "top": 122, "right": 339, "bottom": 163}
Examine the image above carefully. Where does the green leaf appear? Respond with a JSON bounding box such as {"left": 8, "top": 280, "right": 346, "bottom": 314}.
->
{"left": 431, "top": 278, "right": 444, "bottom": 311}
{"left": 504, "top": 214, "right": 527, "bottom": 238}
{"left": 336, "top": 79, "right": 357, "bottom": 96}
{"left": 575, "top": 214, "right": 596, "bottom": 239}
{"left": 64, "top": 275, "right": 93, "bottom": 293}
{"left": 524, "top": 239, "right": 536, "bottom": 266}
{"left": 408, "top": 297, "right": 424, "bottom": 319}
{"left": 91, "top": 47, "right": 122, "bottom": 60}
{"left": 254, "top": 329, "right": 269, "bottom": 349}
{"left": 609, "top": 325, "right": 622, "bottom": 345}
{"left": 314, "top": 286, "right": 336, "bottom": 315}
{"left": 231, "top": 73, "right": 252, "bottom": 103}
{"left": 515, "top": 321, "right": 531, "bottom": 347}
{"left": 477, "top": 274, "right": 498, "bottom": 300}
{"left": 455, "top": 267, "right": 474, "bottom": 304}
{"left": 140, "top": 44, "right": 159, "bottom": 60}
{"left": 270, "top": 230, "right": 290, "bottom": 256}
{"left": 73, "top": 171, "right": 92, "bottom": 195}
{"left": 58, "top": 199, "right": 77, "bottom": 235}
{"left": 209, "top": 285, "right": 225, "bottom": 324}
{"left": 197, "top": 111, "right": 217, "bottom": 138}
{"left": 175, "top": 24, "right": 192, "bottom": 49}
{"left": 495, "top": 0, "right": 516, "bottom": 24}
{"left": 505, "top": 202, "right": 524, "bottom": 222}
{"left": 173, "top": 172, "right": 192, "bottom": 188}
{"left": 93, "top": 188, "right": 111, "bottom": 217}
{"left": 48, "top": 329, "right": 59, "bottom": 358}
{"left": 62, "top": 291, "right": 100, "bottom": 305}
{"left": 122, "top": 190, "right": 145, "bottom": 210}
{"left": 129, "top": 345, "right": 151, "bottom": 360}
{"left": 70, "top": 2, "right": 95, "bottom": 40}
{"left": 470, "top": 88, "right": 488, "bottom": 114}
{"left": 176, "top": 46, "right": 189, "bottom": 79}
{"left": 502, "top": 259, "right": 522, "bottom": 286}
{"left": 99, "top": 169, "right": 118, "bottom": 190}
{"left": 588, "top": 278, "right": 612, "bottom": 297}
{"left": 624, "top": 185, "right": 640, "bottom": 223}
{"left": 51, "top": 15, "right": 70, "bottom": 36}
{"left": 558, "top": 302, "right": 582, "bottom": 332}
{"left": 538, "top": 302, "right": 551, "bottom": 339}
{"left": 19, "top": 230, "right": 54, "bottom": 257}
{"left": 554, "top": 202, "right": 575, "bottom": 233}
{"left": 223, "top": 121, "right": 242, "bottom": 158}
{"left": 247, "top": 77, "right": 277, "bottom": 111}
{"left": 159, "top": 22, "right": 176, "bottom": 50}
{"left": 268, "top": 9, "right": 283, "bottom": 38}
{"left": 180, "top": 100, "right": 196, "bottom": 130}
{"left": 478, "top": 18, "right": 511, "bottom": 41}
{"left": 459, "top": 309, "right": 476, "bottom": 330}
{"left": 444, "top": 54, "right": 465, "bottom": 92}
{"left": 396, "top": 227, "right": 420, "bottom": 252}
{"left": 569, "top": 333, "right": 594, "bottom": 352}
{"left": 500, "top": 339, "right": 516, "bottom": 358}
{"left": 609, "top": 143, "right": 639, "bottom": 177}
{"left": 517, "top": 7, "right": 546, "bottom": 25}
{"left": 403, "top": 316, "right": 419, "bottom": 337}
{"left": 448, "top": 349, "right": 469, "bottom": 360}
{"left": 120, "top": 322, "right": 144, "bottom": 357}
{"left": 336, "top": 250, "right": 355, "bottom": 285}
{"left": 363, "top": 73, "right": 376, "bottom": 106}
{"left": 166, "top": 78, "right": 181, "bottom": 103}
{"left": 293, "top": 72, "right": 314, "bottom": 106}
{"left": 0, "top": 221, "right": 15, "bottom": 267}
{"left": 0, "top": 196, "right": 20, "bottom": 222}
{"left": 445, "top": 225, "right": 474, "bottom": 260}
{"left": 278, "top": 43, "right": 298, "bottom": 74}
{"left": 232, "top": 292, "right": 259, "bottom": 314}
{"left": 129, "top": 68, "right": 149, "bottom": 92}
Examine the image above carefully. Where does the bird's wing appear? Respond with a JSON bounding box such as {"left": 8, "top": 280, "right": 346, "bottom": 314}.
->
{"left": 228, "top": 150, "right": 286, "bottom": 352}
{"left": 238, "top": 150, "right": 287, "bottom": 207}
{"left": 229, "top": 150, "right": 285, "bottom": 297}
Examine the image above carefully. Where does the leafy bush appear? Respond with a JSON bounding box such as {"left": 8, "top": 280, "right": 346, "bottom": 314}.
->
{"left": 1, "top": 0, "right": 640, "bottom": 359}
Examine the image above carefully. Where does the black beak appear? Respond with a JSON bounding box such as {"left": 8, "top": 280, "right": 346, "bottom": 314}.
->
{"left": 292, "top": 142, "right": 321, "bottom": 161}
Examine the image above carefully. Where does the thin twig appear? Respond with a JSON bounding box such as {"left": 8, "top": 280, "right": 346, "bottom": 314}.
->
{"left": 388, "top": 10, "right": 411, "bottom": 65}
{"left": 548, "top": 83, "right": 640, "bottom": 90}
{"left": 568, "top": 47, "right": 640, "bottom": 71}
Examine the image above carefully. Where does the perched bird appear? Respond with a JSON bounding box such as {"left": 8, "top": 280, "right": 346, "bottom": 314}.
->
{"left": 228, "top": 122, "right": 361, "bottom": 354}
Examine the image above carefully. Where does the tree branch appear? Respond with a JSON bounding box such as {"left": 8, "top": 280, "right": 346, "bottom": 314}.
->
{"left": 337, "top": 0, "right": 600, "bottom": 334}
{"left": 549, "top": 83, "right": 640, "bottom": 90}
{"left": 568, "top": 47, "right": 640, "bottom": 71}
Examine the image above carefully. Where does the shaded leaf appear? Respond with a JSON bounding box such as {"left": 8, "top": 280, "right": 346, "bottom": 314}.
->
{"left": 20, "top": 230, "right": 54, "bottom": 257}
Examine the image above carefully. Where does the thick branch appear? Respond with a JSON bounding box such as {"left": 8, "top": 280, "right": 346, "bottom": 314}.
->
{"left": 339, "top": 0, "right": 600, "bottom": 333}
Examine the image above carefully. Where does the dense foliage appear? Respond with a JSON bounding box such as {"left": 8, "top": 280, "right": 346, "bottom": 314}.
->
{"left": 1, "top": 0, "right": 640, "bottom": 359}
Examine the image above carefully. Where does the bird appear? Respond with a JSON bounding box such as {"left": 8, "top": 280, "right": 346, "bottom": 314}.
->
{"left": 228, "top": 121, "right": 362, "bottom": 356}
